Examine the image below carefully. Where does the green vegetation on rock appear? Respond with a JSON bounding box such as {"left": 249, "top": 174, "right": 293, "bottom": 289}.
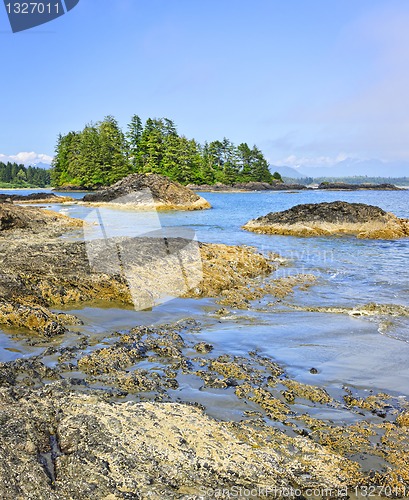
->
{"left": 51, "top": 115, "right": 275, "bottom": 188}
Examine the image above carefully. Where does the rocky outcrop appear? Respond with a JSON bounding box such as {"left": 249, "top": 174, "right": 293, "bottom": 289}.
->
{"left": 318, "top": 182, "right": 402, "bottom": 190}
{"left": 0, "top": 300, "right": 80, "bottom": 336}
{"left": 0, "top": 202, "right": 81, "bottom": 234}
{"left": 187, "top": 181, "right": 309, "bottom": 191}
{"left": 0, "top": 193, "right": 74, "bottom": 203}
{"left": 0, "top": 203, "right": 274, "bottom": 334}
{"left": 243, "top": 201, "right": 409, "bottom": 239}
{"left": 0, "top": 237, "right": 274, "bottom": 333}
{"left": 82, "top": 173, "right": 211, "bottom": 210}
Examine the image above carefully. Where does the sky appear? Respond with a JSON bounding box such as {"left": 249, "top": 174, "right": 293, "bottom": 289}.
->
{"left": 1, "top": 0, "right": 409, "bottom": 173}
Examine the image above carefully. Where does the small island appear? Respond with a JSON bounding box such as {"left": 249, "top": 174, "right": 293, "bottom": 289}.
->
{"left": 318, "top": 182, "right": 402, "bottom": 190}
{"left": 243, "top": 201, "right": 409, "bottom": 239}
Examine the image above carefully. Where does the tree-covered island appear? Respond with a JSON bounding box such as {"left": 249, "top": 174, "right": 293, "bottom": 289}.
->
{"left": 51, "top": 115, "right": 282, "bottom": 188}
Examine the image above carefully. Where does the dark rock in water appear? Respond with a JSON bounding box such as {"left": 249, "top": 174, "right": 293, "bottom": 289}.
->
{"left": 233, "top": 181, "right": 276, "bottom": 190}
{"left": 318, "top": 182, "right": 402, "bottom": 191}
{"left": 244, "top": 201, "right": 409, "bottom": 239}
{"left": 194, "top": 342, "right": 214, "bottom": 353}
{"left": 82, "top": 173, "right": 211, "bottom": 210}
{"left": 0, "top": 192, "right": 74, "bottom": 203}
{"left": 262, "top": 201, "right": 387, "bottom": 224}
{"left": 265, "top": 183, "right": 309, "bottom": 191}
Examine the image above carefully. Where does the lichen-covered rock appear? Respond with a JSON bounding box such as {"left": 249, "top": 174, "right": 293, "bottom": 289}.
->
{"left": 0, "top": 300, "right": 80, "bottom": 337}
{"left": 82, "top": 173, "right": 211, "bottom": 210}
{"left": 282, "top": 379, "right": 332, "bottom": 404}
{"left": 396, "top": 412, "right": 409, "bottom": 428}
{"left": 78, "top": 345, "right": 147, "bottom": 375}
{"left": 0, "top": 385, "right": 366, "bottom": 499}
{"left": 244, "top": 201, "right": 409, "bottom": 239}
{"left": 194, "top": 341, "right": 214, "bottom": 353}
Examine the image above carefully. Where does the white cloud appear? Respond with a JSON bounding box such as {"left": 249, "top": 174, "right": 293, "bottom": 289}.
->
{"left": 0, "top": 152, "right": 53, "bottom": 166}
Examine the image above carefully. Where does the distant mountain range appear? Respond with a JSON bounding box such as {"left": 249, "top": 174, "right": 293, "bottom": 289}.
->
{"left": 272, "top": 159, "right": 409, "bottom": 179}
{"left": 34, "top": 162, "right": 52, "bottom": 170}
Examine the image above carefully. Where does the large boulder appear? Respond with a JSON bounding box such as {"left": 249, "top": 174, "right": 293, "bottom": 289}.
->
{"left": 82, "top": 173, "right": 211, "bottom": 210}
{"left": 243, "top": 201, "right": 409, "bottom": 239}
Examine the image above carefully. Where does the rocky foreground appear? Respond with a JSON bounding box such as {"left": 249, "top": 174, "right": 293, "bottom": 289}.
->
{"left": 1, "top": 317, "right": 409, "bottom": 498}
{"left": 244, "top": 201, "right": 409, "bottom": 239}
{"left": 82, "top": 173, "right": 211, "bottom": 210}
{"left": 1, "top": 203, "right": 409, "bottom": 497}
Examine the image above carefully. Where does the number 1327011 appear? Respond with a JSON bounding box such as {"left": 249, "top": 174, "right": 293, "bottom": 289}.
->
{"left": 5, "top": 3, "right": 60, "bottom": 14}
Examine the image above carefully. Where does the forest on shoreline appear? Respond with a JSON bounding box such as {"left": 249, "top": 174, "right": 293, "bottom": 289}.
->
{"left": 0, "top": 162, "right": 50, "bottom": 188}
{"left": 51, "top": 115, "right": 281, "bottom": 188}
{"left": 284, "top": 175, "right": 409, "bottom": 186}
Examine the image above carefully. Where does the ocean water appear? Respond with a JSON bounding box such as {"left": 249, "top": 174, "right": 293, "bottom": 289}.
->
{"left": 1, "top": 188, "right": 409, "bottom": 401}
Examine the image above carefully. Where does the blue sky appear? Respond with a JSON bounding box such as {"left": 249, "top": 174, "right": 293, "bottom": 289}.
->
{"left": 1, "top": 0, "right": 409, "bottom": 172}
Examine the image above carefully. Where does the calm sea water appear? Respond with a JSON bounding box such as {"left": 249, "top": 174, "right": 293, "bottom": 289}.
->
{"left": 1, "top": 188, "right": 409, "bottom": 401}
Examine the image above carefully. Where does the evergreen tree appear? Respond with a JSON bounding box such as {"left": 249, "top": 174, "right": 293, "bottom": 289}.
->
{"left": 249, "top": 146, "right": 273, "bottom": 182}
{"left": 126, "top": 114, "right": 143, "bottom": 170}
{"left": 50, "top": 114, "right": 273, "bottom": 188}
{"left": 98, "top": 116, "right": 131, "bottom": 185}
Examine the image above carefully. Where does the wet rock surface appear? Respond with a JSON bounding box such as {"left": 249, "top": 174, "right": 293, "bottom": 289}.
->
{"left": 244, "top": 201, "right": 409, "bottom": 239}
{"left": 82, "top": 173, "right": 211, "bottom": 210}
{"left": 0, "top": 203, "right": 276, "bottom": 334}
{"left": 0, "top": 203, "right": 408, "bottom": 497}
{"left": 0, "top": 320, "right": 408, "bottom": 497}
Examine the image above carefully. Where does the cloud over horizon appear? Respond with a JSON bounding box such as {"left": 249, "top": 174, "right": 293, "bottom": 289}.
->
{"left": 266, "top": 3, "right": 409, "bottom": 169}
{"left": 0, "top": 152, "right": 53, "bottom": 166}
